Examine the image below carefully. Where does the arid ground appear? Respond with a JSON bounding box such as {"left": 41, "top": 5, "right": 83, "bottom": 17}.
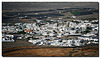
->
{"left": 2, "top": 39, "right": 99, "bottom": 57}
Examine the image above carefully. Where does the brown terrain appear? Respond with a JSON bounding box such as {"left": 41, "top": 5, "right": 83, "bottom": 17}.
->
{"left": 2, "top": 39, "right": 99, "bottom": 57}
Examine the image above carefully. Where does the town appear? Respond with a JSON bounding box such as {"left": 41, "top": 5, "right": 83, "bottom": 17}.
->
{"left": 2, "top": 2, "right": 99, "bottom": 57}
{"left": 2, "top": 18, "right": 98, "bottom": 47}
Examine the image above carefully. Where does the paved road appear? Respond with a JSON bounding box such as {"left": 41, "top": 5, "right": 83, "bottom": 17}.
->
{"left": 2, "top": 39, "right": 34, "bottom": 49}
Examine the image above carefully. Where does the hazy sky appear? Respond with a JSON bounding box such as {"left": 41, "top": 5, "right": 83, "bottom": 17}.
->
{"left": 2, "top": 2, "right": 98, "bottom": 12}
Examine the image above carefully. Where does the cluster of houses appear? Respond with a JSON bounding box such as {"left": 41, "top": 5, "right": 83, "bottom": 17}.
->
{"left": 28, "top": 38, "right": 83, "bottom": 47}
{"left": 2, "top": 34, "right": 14, "bottom": 42}
{"left": 2, "top": 19, "right": 99, "bottom": 47}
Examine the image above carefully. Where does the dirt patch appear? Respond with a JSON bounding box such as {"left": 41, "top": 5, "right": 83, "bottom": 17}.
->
{"left": 2, "top": 39, "right": 99, "bottom": 57}
{"left": 2, "top": 46, "right": 99, "bottom": 57}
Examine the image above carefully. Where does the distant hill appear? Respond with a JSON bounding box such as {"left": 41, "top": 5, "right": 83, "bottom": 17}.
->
{"left": 2, "top": 2, "right": 98, "bottom": 12}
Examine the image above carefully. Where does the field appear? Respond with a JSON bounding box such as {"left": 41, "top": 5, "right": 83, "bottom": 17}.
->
{"left": 2, "top": 39, "right": 99, "bottom": 57}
